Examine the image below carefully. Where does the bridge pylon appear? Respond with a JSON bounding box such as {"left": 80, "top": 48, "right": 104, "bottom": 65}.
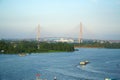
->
{"left": 78, "top": 22, "right": 83, "bottom": 43}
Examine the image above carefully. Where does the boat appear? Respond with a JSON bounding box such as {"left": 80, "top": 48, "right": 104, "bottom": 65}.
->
{"left": 18, "top": 53, "right": 27, "bottom": 56}
{"left": 75, "top": 49, "right": 79, "bottom": 51}
{"left": 54, "top": 76, "right": 57, "bottom": 80}
{"left": 80, "top": 60, "right": 89, "bottom": 65}
{"left": 35, "top": 73, "right": 47, "bottom": 80}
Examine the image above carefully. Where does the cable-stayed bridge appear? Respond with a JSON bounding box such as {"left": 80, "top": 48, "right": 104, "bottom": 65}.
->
{"left": 34, "top": 22, "right": 105, "bottom": 43}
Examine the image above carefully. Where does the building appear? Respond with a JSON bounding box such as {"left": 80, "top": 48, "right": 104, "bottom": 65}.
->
{"left": 54, "top": 38, "right": 74, "bottom": 43}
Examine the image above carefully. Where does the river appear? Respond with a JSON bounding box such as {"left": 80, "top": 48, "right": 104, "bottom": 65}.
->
{"left": 0, "top": 48, "right": 120, "bottom": 80}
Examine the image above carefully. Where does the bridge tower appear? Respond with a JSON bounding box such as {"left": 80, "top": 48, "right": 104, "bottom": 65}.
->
{"left": 78, "top": 22, "right": 83, "bottom": 43}
{"left": 36, "top": 24, "right": 40, "bottom": 41}
{"left": 36, "top": 24, "right": 40, "bottom": 49}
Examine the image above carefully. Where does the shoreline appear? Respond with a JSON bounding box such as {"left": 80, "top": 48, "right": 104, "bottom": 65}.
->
{"left": 1, "top": 48, "right": 120, "bottom": 54}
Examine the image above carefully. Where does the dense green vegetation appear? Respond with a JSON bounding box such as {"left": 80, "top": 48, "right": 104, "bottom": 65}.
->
{"left": 104, "top": 43, "right": 120, "bottom": 48}
{"left": 74, "top": 42, "right": 120, "bottom": 49}
{"left": 0, "top": 40, "right": 120, "bottom": 54}
{"left": 0, "top": 40, "right": 74, "bottom": 54}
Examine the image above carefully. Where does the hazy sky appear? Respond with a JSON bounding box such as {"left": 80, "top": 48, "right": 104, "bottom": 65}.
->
{"left": 0, "top": 0, "right": 120, "bottom": 40}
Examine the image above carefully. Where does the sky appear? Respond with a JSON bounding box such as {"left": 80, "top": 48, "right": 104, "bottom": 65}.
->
{"left": 0, "top": 0, "right": 120, "bottom": 40}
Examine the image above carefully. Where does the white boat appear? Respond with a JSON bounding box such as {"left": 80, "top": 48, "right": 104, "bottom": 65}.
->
{"left": 80, "top": 60, "right": 89, "bottom": 65}
{"left": 18, "top": 53, "right": 27, "bottom": 56}
{"left": 105, "top": 78, "right": 112, "bottom": 80}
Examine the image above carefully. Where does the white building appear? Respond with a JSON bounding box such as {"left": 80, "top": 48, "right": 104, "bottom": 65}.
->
{"left": 54, "top": 38, "right": 74, "bottom": 43}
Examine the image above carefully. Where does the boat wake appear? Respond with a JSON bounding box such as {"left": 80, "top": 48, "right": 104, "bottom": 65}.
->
{"left": 45, "top": 68, "right": 95, "bottom": 80}
{"left": 76, "top": 65, "right": 104, "bottom": 74}
{"left": 76, "top": 63, "right": 120, "bottom": 79}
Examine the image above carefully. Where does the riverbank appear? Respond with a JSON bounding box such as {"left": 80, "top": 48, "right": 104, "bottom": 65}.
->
{"left": 74, "top": 42, "right": 120, "bottom": 49}
{"left": 74, "top": 46, "right": 104, "bottom": 48}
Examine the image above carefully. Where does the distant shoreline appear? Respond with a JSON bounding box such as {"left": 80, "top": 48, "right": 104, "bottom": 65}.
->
{"left": 74, "top": 46, "right": 104, "bottom": 48}
{"left": 74, "top": 46, "right": 120, "bottom": 49}
{"left": 74, "top": 42, "right": 120, "bottom": 49}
